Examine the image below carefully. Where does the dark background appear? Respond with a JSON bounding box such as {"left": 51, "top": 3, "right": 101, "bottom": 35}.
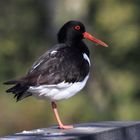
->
{"left": 0, "top": 0, "right": 140, "bottom": 136}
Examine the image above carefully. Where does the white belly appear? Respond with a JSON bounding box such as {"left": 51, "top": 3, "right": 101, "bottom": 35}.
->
{"left": 27, "top": 74, "right": 89, "bottom": 101}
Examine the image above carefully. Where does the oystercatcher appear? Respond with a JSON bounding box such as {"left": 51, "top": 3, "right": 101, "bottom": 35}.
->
{"left": 4, "top": 20, "right": 108, "bottom": 129}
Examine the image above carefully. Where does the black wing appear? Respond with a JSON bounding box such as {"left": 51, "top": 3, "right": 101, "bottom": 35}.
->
{"left": 25, "top": 43, "right": 90, "bottom": 85}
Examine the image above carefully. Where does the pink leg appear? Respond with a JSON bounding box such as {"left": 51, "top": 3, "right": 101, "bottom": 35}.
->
{"left": 51, "top": 101, "right": 73, "bottom": 129}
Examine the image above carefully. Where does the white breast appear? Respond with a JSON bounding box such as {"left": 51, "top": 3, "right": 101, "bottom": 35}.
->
{"left": 27, "top": 74, "right": 89, "bottom": 101}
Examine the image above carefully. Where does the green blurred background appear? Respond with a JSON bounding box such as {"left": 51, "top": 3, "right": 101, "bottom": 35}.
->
{"left": 0, "top": 0, "right": 140, "bottom": 136}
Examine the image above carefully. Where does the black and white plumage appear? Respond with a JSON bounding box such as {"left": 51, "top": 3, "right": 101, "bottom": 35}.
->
{"left": 28, "top": 42, "right": 90, "bottom": 100}
{"left": 4, "top": 20, "right": 108, "bottom": 129}
{"left": 4, "top": 20, "right": 108, "bottom": 102}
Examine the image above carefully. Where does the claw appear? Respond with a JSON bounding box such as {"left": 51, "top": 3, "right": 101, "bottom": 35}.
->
{"left": 58, "top": 125, "right": 73, "bottom": 129}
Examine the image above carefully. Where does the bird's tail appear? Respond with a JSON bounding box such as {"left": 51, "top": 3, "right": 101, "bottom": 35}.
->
{"left": 4, "top": 79, "right": 32, "bottom": 101}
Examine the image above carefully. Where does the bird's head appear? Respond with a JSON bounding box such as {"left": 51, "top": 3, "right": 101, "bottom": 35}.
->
{"left": 57, "top": 20, "right": 108, "bottom": 47}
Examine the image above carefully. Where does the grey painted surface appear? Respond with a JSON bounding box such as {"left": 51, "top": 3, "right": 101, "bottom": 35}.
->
{"left": 1, "top": 121, "right": 140, "bottom": 140}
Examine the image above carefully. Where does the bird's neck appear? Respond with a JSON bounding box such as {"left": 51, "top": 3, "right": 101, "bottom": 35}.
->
{"left": 66, "top": 40, "right": 90, "bottom": 57}
{"left": 65, "top": 39, "right": 81, "bottom": 46}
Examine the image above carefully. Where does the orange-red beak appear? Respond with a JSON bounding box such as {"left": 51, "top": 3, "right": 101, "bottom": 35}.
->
{"left": 83, "top": 32, "right": 108, "bottom": 47}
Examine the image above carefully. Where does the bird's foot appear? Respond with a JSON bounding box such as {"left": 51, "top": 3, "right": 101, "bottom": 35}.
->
{"left": 58, "top": 124, "right": 73, "bottom": 129}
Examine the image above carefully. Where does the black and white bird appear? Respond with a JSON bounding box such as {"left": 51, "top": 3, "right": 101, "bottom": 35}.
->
{"left": 4, "top": 20, "right": 108, "bottom": 129}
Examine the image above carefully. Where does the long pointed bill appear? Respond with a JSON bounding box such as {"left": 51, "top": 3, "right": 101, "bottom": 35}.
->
{"left": 83, "top": 32, "right": 108, "bottom": 47}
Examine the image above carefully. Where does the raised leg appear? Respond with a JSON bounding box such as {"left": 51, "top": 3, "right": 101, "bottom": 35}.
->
{"left": 51, "top": 101, "right": 73, "bottom": 129}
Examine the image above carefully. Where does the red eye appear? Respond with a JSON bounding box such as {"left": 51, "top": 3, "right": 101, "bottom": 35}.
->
{"left": 74, "top": 25, "right": 81, "bottom": 30}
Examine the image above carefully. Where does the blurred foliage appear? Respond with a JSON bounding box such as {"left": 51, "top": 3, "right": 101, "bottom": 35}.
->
{"left": 0, "top": 0, "right": 140, "bottom": 136}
